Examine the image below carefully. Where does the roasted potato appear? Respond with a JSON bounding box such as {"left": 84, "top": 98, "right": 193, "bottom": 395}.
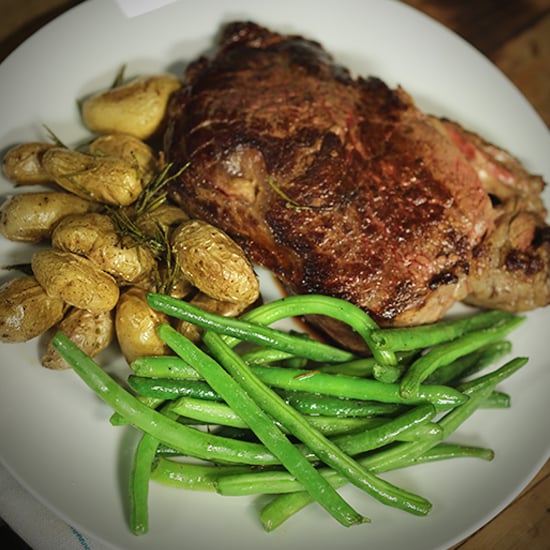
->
{"left": 31, "top": 249, "right": 119, "bottom": 313}
{"left": 41, "top": 148, "right": 143, "bottom": 206}
{"left": 0, "top": 276, "right": 66, "bottom": 343}
{"left": 81, "top": 74, "right": 181, "bottom": 140}
{"left": 171, "top": 219, "right": 259, "bottom": 305}
{"left": 52, "top": 212, "right": 157, "bottom": 288}
{"left": 136, "top": 203, "right": 189, "bottom": 239}
{"left": 88, "top": 133, "right": 158, "bottom": 185}
{"left": 115, "top": 286, "right": 170, "bottom": 362}
{"left": 0, "top": 192, "right": 96, "bottom": 243}
{"left": 42, "top": 308, "right": 114, "bottom": 369}
{"left": 2, "top": 142, "right": 55, "bottom": 185}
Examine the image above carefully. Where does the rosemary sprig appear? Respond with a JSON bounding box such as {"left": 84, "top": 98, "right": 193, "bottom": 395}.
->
{"left": 106, "top": 160, "right": 189, "bottom": 292}
{"left": 133, "top": 161, "right": 189, "bottom": 217}
{"left": 267, "top": 176, "right": 331, "bottom": 211}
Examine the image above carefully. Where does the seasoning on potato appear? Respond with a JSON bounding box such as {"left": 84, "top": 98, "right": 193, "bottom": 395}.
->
{"left": 52, "top": 212, "right": 158, "bottom": 288}
{"left": 88, "top": 133, "right": 159, "bottom": 186}
{"left": 31, "top": 249, "right": 120, "bottom": 313}
{"left": 2, "top": 142, "right": 56, "bottom": 185}
{"left": 171, "top": 219, "right": 260, "bottom": 306}
{"left": 0, "top": 276, "right": 67, "bottom": 343}
{"left": 115, "top": 286, "right": 171, "bottom": 362}
{"left": 42, "top": 308, "right": 114, "bottom": 370}
{"left": 41, "top": 147, "right": 143, "bottom": 206}
{"left": 0, "top": 192, "right": 96, "bottom": 243}
{"left": 81, "top": 74, "right": 181, "bottom": 140}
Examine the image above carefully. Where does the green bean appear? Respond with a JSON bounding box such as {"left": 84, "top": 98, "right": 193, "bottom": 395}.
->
{"left": 168, "top": 396, "right": 392, "bottom": 437}
{"left": 129, "top": 358, "right": 465, "bottom": 410}
{"left": 51, "top": 332, "right": 287, "bottom": 466}
{"left": 240, "top": 346, "right": 305, "bottom": 366}
{"left": 370, "top": 310, "right": 516, "bottom": 351}
{"left": 319, "top": 351, "right": 417, "bottom": 378}
{"left": 156, "top": 323, "right": 368, "bottom": 528}
{"left": 456, "top": 357, "right": 528, "bottom": 396}
{"left": 283, "top": 391, "right": 402, "bottom": 418}
{"left": 150, "top": 457, "right": 254, "bottom": 491}
{"left": 247, "top": 365, "right": 466, "bottom": 410}
{"left": 110, "top": 395, "right": 165, "bottom": 426}
{"left": 259, "top": 378, "right": 499, "bottom": 530}
{"left": 129, "top": 406, "right": 178, "bottom": 536}
{"left": 147, "top": 293, "right": 356, "bottom": 364}
{"left": 455, "top": 341, "right": 513, "bottom": 382}
{"left": 424, "top": 340, "right": 512, "bottom": 386}
{"left": 250, "top": 443, "right": 494, "bottom": 500}
{"left": 148, "top": 293, "right": 397, "bottom": 366}
{"left": 399, "top": 316, "right": 525, "bottom": 398}
{"left": 128, "top": 376, "right": 221, "bottom": 402}
{"left": 129, "top": 432, "right": 159, "bottom": 535}
{"left": 480, "top": 391, "right": 511, "bottom": 409}
{"left": 130, "top": 355, "right": 201, "bottom": 379}
{"left": 201, "top": 329, "right": 432, "bottom": 517}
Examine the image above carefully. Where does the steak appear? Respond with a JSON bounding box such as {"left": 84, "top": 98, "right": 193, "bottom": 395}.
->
{"left": 165, "top": 21, "right": 549, "bottom": 349}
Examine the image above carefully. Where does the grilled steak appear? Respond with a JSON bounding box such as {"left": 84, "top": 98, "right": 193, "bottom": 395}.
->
{"left": 165, "top": 21, "right": 549, "bottom": 348}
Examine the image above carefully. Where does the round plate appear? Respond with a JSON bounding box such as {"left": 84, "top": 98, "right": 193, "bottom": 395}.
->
{"left": 1, "top": 1, "right": 549, "bottom": 549}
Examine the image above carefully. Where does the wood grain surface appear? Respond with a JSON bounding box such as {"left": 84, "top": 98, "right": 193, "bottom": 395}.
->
{"left": 1, "top": 1, "right": 549, "bottom": 549}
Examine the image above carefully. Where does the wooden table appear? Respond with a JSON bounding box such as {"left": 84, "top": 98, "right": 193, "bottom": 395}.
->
{"left": 1, "top": 1, "right": 549, "bottom": 549}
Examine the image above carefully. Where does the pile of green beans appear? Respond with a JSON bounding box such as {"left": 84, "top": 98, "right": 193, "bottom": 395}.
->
{"left": 52, "top": 293, "right": 528, "bottom": 536}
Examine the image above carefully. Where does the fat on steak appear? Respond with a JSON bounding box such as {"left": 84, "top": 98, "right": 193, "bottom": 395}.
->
{"left": 165, "top": 21, "right": 549, "bottom": 349}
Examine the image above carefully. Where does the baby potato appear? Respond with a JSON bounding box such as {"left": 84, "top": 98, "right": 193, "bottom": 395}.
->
{"left": 52, "top": 212, "right": 157, "bottom": 288}
{"left": 0, "top": 276, "right": 66, "bottom": 343}
{"left": 136, "top": 203, "right": 189, "bottom": 238}
{"left": 89, "top": 133, "right": 158, "bottom": 185}
{"left": 31, "top": 249, "right": 119, "bottom": 313}
{"left": 115, "top": 286, "right": 170, "bottom": 362}
{"left": 42, "top": 308, "right": 114, "bottom": 370}
{"left": 2, "top": 142, "right": 55, "bottom": 185}
{"left": 171, "top": 219, "right": 259, "bottom": 306}
{"left": 41, "top": 147, "right": 143, "bottom": 206}
{"left": 81, "top": 74, "right": 181, "bottom": 140}
{"left": 0, "top": 192, "right": 96, "bottom": 243}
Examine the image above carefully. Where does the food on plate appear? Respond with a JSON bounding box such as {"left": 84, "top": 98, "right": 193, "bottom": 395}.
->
{"left": 171, "top": 219, "right": 260, "bottom": 306}
{"left": 31, "top": 248, "right": 120, "bottom": 314}
{"left": 81, "top": 74, "right": 181, "bottom": 139}
{"left": 165, "top": 21, "right": 550, "bottom": 349}
{"left": 88, "top": 133, "right": 159, "bottom": 185}
{"left": 115, "top": 286, "right": 171, "bottom": 362}
{"left": 41, "top": 147, "right": 144, "bottom": 206}
{"left": 0, "top": 276, "right": 66, "bottom": 342}
{"left": 41, "top": 307, "right": 114, "bottom": 369}
{"left": 52, "top": 212, "right": 158, "bottom": 288}
{"left": 0, "top": 191, "right": 96, "bottom": 243}
{"left": 2, "top": 142, "right": 56, "bottom": 185}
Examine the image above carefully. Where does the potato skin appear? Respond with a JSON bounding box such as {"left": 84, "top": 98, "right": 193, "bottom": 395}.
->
{"left": 115, "top": 286, "right": 170, "bottom": 362}
{"left": 41, "top": 148, "right": 143, "bottom": 206}
{"left": 52, "top": 212, "right": 157, "bottom": 288}
{"left": 31, "top": 249, "right": 120, "bottom": 313}
{"left": 88, "top": 133, "right": 158, "bottom": 185}
{"left": 81, "top": 74, "right": 181, "bottom": 140}
{"left": 0, "top": 192, "right": 95, "bottom": 243}
{"left": 2, "top": 142, "right": 55, "bottom": 185}
{"left": 171, "top": 219, "right": 259, "bottom": 305}
{"left": 0, "top": 276, "right": 66, "bottom": 343}
{"left": 42, "top": 308, "right": 114, "bottom": 369}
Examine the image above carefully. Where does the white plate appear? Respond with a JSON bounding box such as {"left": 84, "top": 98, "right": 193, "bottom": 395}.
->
{"left": 1, "top": 1, "right": 549, "bottom": 549}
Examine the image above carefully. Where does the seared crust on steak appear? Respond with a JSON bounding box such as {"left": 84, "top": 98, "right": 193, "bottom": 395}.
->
{"left": 165, "top": 21, "right": 549, "bottom": 347}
